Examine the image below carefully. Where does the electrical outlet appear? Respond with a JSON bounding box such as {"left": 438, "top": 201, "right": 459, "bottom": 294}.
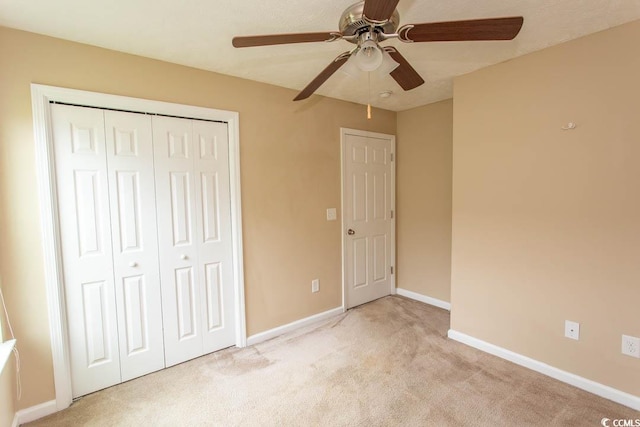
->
{"left": 622, "top": 335, "right": 640, "bottom": 358}
{"left": 564, "top": 320, "right": 580, "bottom": 340}
{"left": 311, "top": 279, "right": 319, "bottom": 293}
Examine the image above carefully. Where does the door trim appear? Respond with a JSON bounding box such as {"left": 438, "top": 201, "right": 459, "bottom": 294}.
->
{"left": 339, "top": 128, "right": 396, "bottom": 311}
{"left": 31, "top": 84, "right": 247, "bottom": 410}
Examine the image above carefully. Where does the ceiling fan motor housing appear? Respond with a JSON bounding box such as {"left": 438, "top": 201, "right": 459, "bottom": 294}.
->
{"left": 339, "top": 1, "right": 400, "bottom": 42}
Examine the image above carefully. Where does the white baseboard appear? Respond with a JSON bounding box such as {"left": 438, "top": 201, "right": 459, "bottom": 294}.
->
{"left": 396, "top": 288, "right": 451, "bottom": 311}
{"left": 448, "top": 330, "right": 640, "bottom": 411}
{"left": 246, "top": 307, "right": 344, "bottom": 346}
{"left": 15, "top": 399, "right": 57, "bottom": 425}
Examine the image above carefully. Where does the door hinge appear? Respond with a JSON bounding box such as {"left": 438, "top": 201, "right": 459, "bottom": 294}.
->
{"left": 391, "top": 266, "right": 394, "bottom": 275}
{"left": 390, "top": 210, "right": 394, "bottom": 219}
{"left": 390, "top": 153, "right": 394, "bottom": 162}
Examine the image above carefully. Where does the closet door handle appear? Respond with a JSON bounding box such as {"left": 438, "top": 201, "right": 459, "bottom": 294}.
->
{"left": 129, "top": 262, "right": 138, "bottom": 267}
{"left": 180, "top": 254, "right": 188, "bottom": 260}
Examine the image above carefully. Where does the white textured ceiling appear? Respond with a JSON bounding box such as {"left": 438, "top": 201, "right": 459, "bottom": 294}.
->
{"left": 1, "top": 0, "right": 640, "bottom": 111}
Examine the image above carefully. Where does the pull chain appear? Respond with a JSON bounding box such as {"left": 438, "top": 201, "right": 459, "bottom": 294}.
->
{"left": 367, "top": 72, "right": 372, "bottom": 120}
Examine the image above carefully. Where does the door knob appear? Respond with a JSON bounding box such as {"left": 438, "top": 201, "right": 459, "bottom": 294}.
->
{"left": 129, "top": 262, "right": 138, "bottom": 267}
{"left": 180, "top": 254, "right": 188, "bottom": 260}
{"left": 347, "top": 229, "right": 355, "bottom": 235}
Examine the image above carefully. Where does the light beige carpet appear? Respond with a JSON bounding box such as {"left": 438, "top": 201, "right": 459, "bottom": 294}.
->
{"left": 29, "top": 296, "right": 639, "bottom": 426}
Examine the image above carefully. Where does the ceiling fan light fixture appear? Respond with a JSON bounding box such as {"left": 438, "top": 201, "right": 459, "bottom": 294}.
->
{"left": 341, "top": 43, "right": 400, "bottom": 79}
{"left": 355, "top": 40, "right": 383, "bottom": 72}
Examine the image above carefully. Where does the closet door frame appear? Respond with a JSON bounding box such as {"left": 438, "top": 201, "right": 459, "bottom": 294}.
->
{"left": 31, "top": 84, "right": 246, "bottom": 411}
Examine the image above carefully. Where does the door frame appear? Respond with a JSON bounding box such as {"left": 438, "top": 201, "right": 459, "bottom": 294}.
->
{"left": 31, "top": 84, "right": 247, "bottom": 410}
{"left": 340, "top": 127, "right": 396, "bottom": 310}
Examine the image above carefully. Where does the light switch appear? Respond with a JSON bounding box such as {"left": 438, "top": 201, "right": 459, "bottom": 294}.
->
{"left": 326, "top": 208, "right": 337, "bottom": 221}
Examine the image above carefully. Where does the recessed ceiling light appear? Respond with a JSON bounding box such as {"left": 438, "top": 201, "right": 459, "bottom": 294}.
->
{"left": 379, "top": 90, "right": 393, "bottom": 98}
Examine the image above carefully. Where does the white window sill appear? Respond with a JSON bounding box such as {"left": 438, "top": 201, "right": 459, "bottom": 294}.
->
{"left": 0, "top": 339, "right": 16, "bottom": 374}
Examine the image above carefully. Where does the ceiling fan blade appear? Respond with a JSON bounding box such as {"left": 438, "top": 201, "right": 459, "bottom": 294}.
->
{"left": 384, "top": 47, "right": 425, "bottom": 91}
{"left": 294, "top": 52, "right": 351, "bottom": 101}
{"left": 363, "top": 0, "right": 400, "bottom": 22}
{"left": 232, "top": 32, "right": 339, "bottom": 48}
{"left": 399, "top": 17, "right": 524, "bottom": 42}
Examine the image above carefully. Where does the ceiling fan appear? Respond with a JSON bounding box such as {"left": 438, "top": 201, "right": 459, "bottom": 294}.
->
{"left": 232, "top": 0, "right": 524, "bottom": 101}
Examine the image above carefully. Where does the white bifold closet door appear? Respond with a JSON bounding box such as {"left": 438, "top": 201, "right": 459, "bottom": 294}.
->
{"left": 152, "top": 115, "right": 235, "bottom": 367}
{"left": 53, "top": 104, "right": 164, "bottom": 397}
{"left": 53, "top": 104, "right": 236, "bottom": 397}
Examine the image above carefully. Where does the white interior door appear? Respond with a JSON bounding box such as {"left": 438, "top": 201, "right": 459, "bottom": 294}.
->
{"left": 192, "top": 120, "right": 236, "bottom": 353}
{"left": 342, "top": 129, "right": 395, "bottom": 309}
{"left": 104, "top": 110, "right": 165, "bottom": 381}
{"left": 52, "top": 104, "right": 122, "bottom": 397}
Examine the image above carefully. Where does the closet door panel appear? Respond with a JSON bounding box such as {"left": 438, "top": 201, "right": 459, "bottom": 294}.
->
{"left": 52, "top": 104, "right": 121, "bottom": 398}
{"left": 153, "top": 115, "right": 204, "bottom": 367}
{"left": 193, "top": 121, "right": 236, "bottom": 352}
{"left": 104, "top": 111, "right": 165, "bottom": 381}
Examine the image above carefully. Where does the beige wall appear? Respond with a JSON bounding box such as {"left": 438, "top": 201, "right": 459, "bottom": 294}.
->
{"left": 0, "top": 26, "right": 396, "bottom": 409}
{"left": 397, "top": 100, "right": 453, "bottom": 302}
{"left": 451, "top": 20, "right": 640, "bottom": 396}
